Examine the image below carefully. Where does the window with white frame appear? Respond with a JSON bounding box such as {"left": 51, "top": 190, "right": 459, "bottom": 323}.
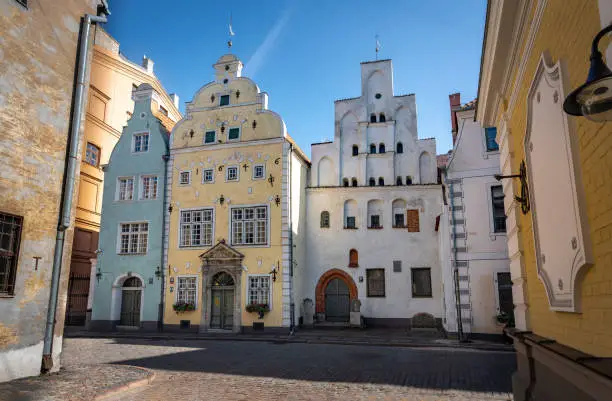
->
{"left": 228, "top": 127, "right": 240, "bottom": 141}
{"left": 491, "top": 185, "right": 506, "bottom": 233}
{"left": 248, "top": 275, "right": 270, "bottom": 305}
{"left": 177, "top": 276, "right": 197, "bottom": 306}
{"left": 133, "top": 132, "right": 149, "bottom": 152}
{"left": 179, "top": 209, "right": 213, "bottom": 247}
{"left": 179, "top": 171, "right": 191, "bottom": 185}
{"left": 253, "top": 164, "right": 265, "bottom": 180}
{"left": 85, "top": 142, "right": 100, "bottom": 166}
{"left": 119, "top": 222, "right": 148, "bottom": 254}
{"left": 140, "top": 176, "right": 158, "bottom": 199}
{"left": 203, "top": 168, "right": 214, "bottom": 183}
{"left": 204, "top": 130, "right": 216, "bottom": 144}
{"left": 226, "top": 166, "right": 239, "bottom": 182}
{"left": 117, "top": 177, "right": 134, "bottom": 201}
{"left": 231, "top": 206, "right": 268, "bottom": 246}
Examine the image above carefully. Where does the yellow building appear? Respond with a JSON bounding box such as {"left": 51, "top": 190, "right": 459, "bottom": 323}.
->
{"left": 477, "top": 1, "right": 612, "bottom": 399}
{"left": 65, "top": 28, "right": 181, "bottom": 326}
{"left": 164, "top": 53, "right": 309, "bottom": 332}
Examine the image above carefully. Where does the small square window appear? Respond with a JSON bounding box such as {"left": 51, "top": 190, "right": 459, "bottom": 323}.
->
{"left": 346, "top": 216, "right": 356, "bottom": 229}
{"left": 253, "top": 164, "right": 265, "bottom": 179}
{"left": 205, "top": 131, "right": 216, "bottom": 144}
{"left": 220, "top": 95, "right": 230, "bottom": 106}
{"left": 203, "top": 169, "right": 214, "bottom": 183}
{"left": 227, "top": 166, "right": 238, "bottom": 181}
{"left": 85, "top": 142, "right": 100, "bottom": 167}
{"left": 370, "top": 215, "right": 380, "bottom": 228}
{"left": 228, "top": 127, "right": 240, "bottom": 141}
{"left": 133, "top": 133, "right": 149, "bottom": 152}
{"left": 179, "top": 171, "right": 191, "bottom": 185}
{"left": 411, "top": 268, "right": 432, "bottom": 297}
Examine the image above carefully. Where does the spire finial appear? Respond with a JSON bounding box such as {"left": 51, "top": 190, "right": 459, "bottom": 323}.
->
{"left": 228, "top": 13, "right": 235, "bottom": 50}
{"left": 375, "top": 35, "right": 381, "bottom": 60}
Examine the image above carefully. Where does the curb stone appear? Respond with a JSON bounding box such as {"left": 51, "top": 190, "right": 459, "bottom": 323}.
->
{"left": 94, "top": 366, "right": 155, "bottom": 401}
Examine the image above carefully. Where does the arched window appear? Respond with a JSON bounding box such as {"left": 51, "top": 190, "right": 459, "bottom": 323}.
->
{"left": 320, "top": 211, "right": 330, "bottom": 228}
{"left": 396, "top": 142, "right": 403, "bottom": 154}
{"left": 123, "top": 277, "right": 142, "bottom": 288}
{"left": 343, "top": 178, "right": 349, "bottom": 187}
{"left": 351, "top": 178, "right": 358, "bottom": 187}
{"left": 212, "top": 272, "right": 234, "bottom": 286}
{"left": 370, "top": 144, "right": 376, "bottom": 154}
{"left": 396, "top": 176, "right": 402, "bottom": 186}
{"left": 406, "top": 176, "right": 413, "bottom": 185}
{"left": 369, "top": 178, "right": 376, "bottom": 186}
{"left": 379, "top": 113, "right": 386, "bottom": 122}
{"left": 379, "top": 143, "right": 386, "bottom": 153}
{"left": 352, "top": 145, "right": 359, "bottom": 156}
{"left": 378, "top": 177, "right": 385, "bottom": 186}
{"left": 349, "top": 249, "right": 359, "bottom": 267}
{"left": 370, "top": 114, "right": 376, "bottom": 123}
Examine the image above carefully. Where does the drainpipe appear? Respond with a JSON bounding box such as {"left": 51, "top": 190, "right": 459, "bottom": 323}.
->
{"left": 448, "top": 179, "right": 465, "bottom": 342}
{"left": 288, "top": 143, "right": 295, "bottom": 334}
{"left": 42, "top": 6, "right": 109, "bottom": 373}
{"left": 159, "top": 153, "right": 170, "bottom": 331}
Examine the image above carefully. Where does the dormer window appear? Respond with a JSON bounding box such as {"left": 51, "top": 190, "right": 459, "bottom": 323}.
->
{"left": 220, "top": 95, "right": 230, "bottom": 107}
{"left": 370, "top": 144, "right": 376, "bottom": 154}
{"left": 379, "top": 113, "right": 386, "bottom": 122}
{"left": 370, "top": 114, "right": 376, "bottom": 123}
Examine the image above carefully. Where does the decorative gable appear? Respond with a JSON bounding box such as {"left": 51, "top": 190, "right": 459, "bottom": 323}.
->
{"left": 199, "top": 240, "right": 244, "bottom": 265}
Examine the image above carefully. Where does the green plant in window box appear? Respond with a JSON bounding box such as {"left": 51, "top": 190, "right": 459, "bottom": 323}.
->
{"left": 245, "top": 303, "right": 270, "bottom": 319}
{"left": 173, "top": 302, "right": 196, "bottom": 313}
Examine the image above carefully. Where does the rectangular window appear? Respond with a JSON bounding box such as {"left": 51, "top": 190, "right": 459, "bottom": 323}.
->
{"left": 159, "top": 105, "right": 168, "bottom": 116}
{"left": 253, "top": 164, "right": 265, "bottom": 180}
{"left": 248, "top": 276, "right": 271, "bottom": 305}
{"left": 393, "top": 260, "right": 402, "bottom": 273}
{"left": 219, "top": 95, "right": 230, "bottom": 106}
{"left": 496, "top": 272, "right": 514, "bottom": 316}
{"left": 228, "top": 127, "right": 240, "bottom": 141}
{"left": 411, "top": 268, "right": 432, "bottom": 297}
{"left": 485, "top": 127, "right": 499, "bottom": 152}
{"left": 203, "top": 169, "right": 214, "bottom": 183}
{"left": 85, "top": 142, "right": 100, "bottom": 167}
{"left": 491, "top": 185, "right": 506, "bottom": 233}
{"left": 227, "top": 166, "right": 238, "bottom": 182}
{"left": 394, "top": 213, "right": 405, "bottom": 228}
{"left": 117, "top": 177, "right": 134, "bottom": 201}
{"left": 205, "top": 131, "right": 216, "bottom": 144}
{"left": 179, "top": 209, "right": 213, "bottom": 247}
{"left": 141, "top": 176, "right": 158, "bottom": 200}
{"left": 177, "top": 276, "right": 197, "bottom": 306}
{"left": 366, "top": 269, "right": 385, "bottom": 297}
{"left": 119, "top": 222, "right": 148, "bottom": 254}
{"left": 231, "top": 206, "right": 268, "bottom": 246}
{"left": 133, "top": 132, "right": 149, "bottom": 152}
{"left": 370, "top": 215, "right": 381, "bottom": 228}
{"left": 407, "top": 209, "right": 420, "bottom": 232}
{"left": 0, "top": 213, "right": 23, "bottom": 295}
{"left": 179, "top": 171, "right": 191, "bottom": 185}
{"left": 346, "top": 216, "right": 356, "bottom": 229}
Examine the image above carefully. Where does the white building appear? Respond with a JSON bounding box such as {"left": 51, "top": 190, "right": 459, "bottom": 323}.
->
{"left": 302, "top": 59, "right": 444, "bottom": 328}
{"left": 440, "top": 94, "right": 512, "bottom": 338}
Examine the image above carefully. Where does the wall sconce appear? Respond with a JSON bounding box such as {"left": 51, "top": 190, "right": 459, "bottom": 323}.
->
{"left": 269, "top": 262, "right": 279, "bottom": 282}
{"left": 96, "top": 268, "right": 102, "bottom": 282}
{"left": 168, "top": 204, "right": 173, "bottom": 214}
{"left": 563, "top": 24, "right": 612, "bottom": 121}
{"left": 494, "top": 160, "right": 530, "bottom": 215}
{"left": 211, "top": 94, "right": 215, "bottom": 103}
{"left": 274, "top": 195, "right": 281, "bottom": 206}
{"left": 219, "top": 194, "right": 225, "bottom": 205}
{"left": 243, "top": 163, "right": 249, "bottom": 171}
{"left": 155, "top": 266, "right": 162, "bottom": 279}
{"left": 236, "top": 89, "right": 241, "bottom": 99}
{"left": 252, "top": 120, "right": 257, "bottom": 129}
{"left": 221, "top": 123, "right": 226, "bottom": 134}
{"left": 268, "top": 174, "right": 275, "bottom": 186}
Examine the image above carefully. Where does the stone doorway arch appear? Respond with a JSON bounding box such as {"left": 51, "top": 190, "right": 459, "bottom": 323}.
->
{"left": 315, "top": 269, "right": 358, "bottom": 322}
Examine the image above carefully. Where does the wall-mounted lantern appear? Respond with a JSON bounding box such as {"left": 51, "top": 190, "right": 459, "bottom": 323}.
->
{"left": 268, "top": 174, "right": 275, "bottom": 186}
{"left": 252, "top": 120, "right": 257, "bottom": 129}
{"left": 274, "top": 194, "right": 281, "bottom": 206}
{"left": 494, "top": 160, "right": 530, "bottom": 215}
{"left": 168, "top": 204, "right": 173, "bottom": 214}
{"left": 155, "top": 266, "right": 162, "bottom": 279}
{"left": 269, "top": 262, "right": 279, "bottom": 282}
{"left": 219, "top": 194, "right": 225, "bottom": 205}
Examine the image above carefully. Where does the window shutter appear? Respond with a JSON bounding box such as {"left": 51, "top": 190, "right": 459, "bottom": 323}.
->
{"left": 407, "top": 209, "right": 420, "bottom": 232}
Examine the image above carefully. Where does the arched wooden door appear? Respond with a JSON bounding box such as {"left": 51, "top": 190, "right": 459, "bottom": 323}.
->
{"left": 120, "top": 277, "right": 142, "bottom": 326}
{"left": 325, "top": 278, "right": 350, "bottom": 322}
{"left": 210, "top": 272, "right": 234, "bottom": 330}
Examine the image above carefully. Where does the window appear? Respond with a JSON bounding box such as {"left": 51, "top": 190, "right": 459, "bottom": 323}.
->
{"left": 248, "top": 276, "right": 270, "bottom": 305}
{"left": 346, "top": 216, "right": 356, "bottom": 229}
{"left": 393, "top": 261, "right": 402, "bottom": 273}
{"left": 485, "top": 127, "right": 499, "bottom": 151}
{"left": 370, "top": 144, "right": 376, "bottom": 154}
{"left": 396, "top": 176, "right": 402, "bottom": 186}
{"left": 394, "top": 213, "right": 405, "bottom": 228}
{"left": 370, "top": 215, "right": 381, "bottom": 229}
{"left": 351, "top": 178, "right": 358, "bottom": 187}
{"left": 133, "top": 132, "right": 149, "bottom": 152}
{"left": 396, "top": 142, "right": 404, "bottom": 154}
{"left": 177, "top": 276, "right": 197, "bottom": 306}
{"left": 320, "top": 211, "right": 330, "bottom": 228}
{"left": 367, "top": 269, "right": 385, "bottom": 297}
{"left": 379, "top": 143, "right": 386, "bottom": 153}
{"left": 253, "top": 164, "right": 265, "bottom": 180}
{"left": 228, "top": 127, "right": 240, "bottom": 141}
{"left": 179, "top": 171, "right": 191, "bottom": 185}
{"left": 85, "top": 142, "right": 100, "bottom": 166}
{"left": 370, "top": 114, "right": 376, "bottom": 123}
{"left": 349, "top": 249, "right": 358, "bottom": 267}
{"left": 117, "top": 177, "right": 134, "bottom": 201}
{"left": 119, "top": 222, "right": 148, "bottom": 254}
{"left": 393, "top": 199, "right": 406, "bottom": 228}
{"left": 226, "top": 166, "right": 239, "bottom": 181}
{"left": 491, "top": 185, "right": 506, "bottom": 233}
{"left": 379, "top": 113, "right": 386, "bottom": 122}
{"left": 496, "top": 272, "right": 514, "bottom": 316}
{"left": 140, "top": 176, "right": 158, "bottom": 200}
{"left": 411, "top": 268, "right": 432, "bottom": 297}
{"left": 378, "top": 177, "right": 385, "bottom": 186}
{"left": 220, "top": 95, "right": 230, "bottom": 106}
{"left": 179, "top": 209, "right": 213, "bottom": 247}
{"left": 0, "top": 213, "right": 23, "bottom": 295}
{"left": 231, "top": 206, "right": 268, "bottom": 246}
{"left": 159, "top": 105, "right": 168, "bottom": 116}
{"left": 203, "top": 169, "right": 214, "bottom": 183}
{"left": 343, "top": 178, "right": 349, "bottom": 187}
{"left": 369, "top": 178, "right": 376, "bottom": 187}
{"left": 352, "top": 145, "right": 358, "bottom": 156}
{"left": 344, "top": 200, "right": 357, "bottom": 229}
{"left": 406, "top": 176, "right": 413, "bottom": 185}
{"left": 205, "top": 130, "right": 216, "bottom": 144}
{"left": 407, "top": 209, "right": 420, "bottom": 232}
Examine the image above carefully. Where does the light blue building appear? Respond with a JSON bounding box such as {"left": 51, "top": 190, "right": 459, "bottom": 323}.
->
{"left": 91, "top": 84, "right": 176, "bottom": 331}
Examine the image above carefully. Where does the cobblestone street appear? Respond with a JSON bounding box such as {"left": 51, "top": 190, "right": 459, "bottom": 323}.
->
{"left": 62, "top": 338, "right": 515, "bottom": 400}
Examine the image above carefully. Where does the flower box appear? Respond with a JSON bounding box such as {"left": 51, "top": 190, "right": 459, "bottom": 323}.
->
{"left": 246, "top": 303, "right": 270, "bottom": 319}
{"left": 173, "top": 302, "right": 196, "bottom": 313}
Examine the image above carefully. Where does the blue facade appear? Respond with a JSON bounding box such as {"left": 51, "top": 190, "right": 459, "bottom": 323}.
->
{"left": 91, "top": 85, "right": 170, "bottom": 331}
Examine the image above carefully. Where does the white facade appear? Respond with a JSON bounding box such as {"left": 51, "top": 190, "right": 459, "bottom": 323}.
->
{"left": 303, "top": 59, "right": 444, "bottom": 327}
{"left": 441, "top": 102, "right": 512, "bottom": 336}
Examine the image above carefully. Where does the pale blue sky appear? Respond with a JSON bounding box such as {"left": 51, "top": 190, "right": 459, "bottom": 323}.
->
{"left": 106, "top": 0, "right": 486, "bottom": 156}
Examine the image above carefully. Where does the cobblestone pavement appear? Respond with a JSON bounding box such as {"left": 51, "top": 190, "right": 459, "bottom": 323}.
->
{"left": 62, "top": 338, "right": 516, "bottom": 401}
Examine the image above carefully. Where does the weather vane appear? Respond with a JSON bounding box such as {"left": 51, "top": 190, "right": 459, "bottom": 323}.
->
{"left": 228, "top": 13, "right": 235, "bottom": 49}
{"left": 375, "top": 35, "right": 381, "bottom": 60}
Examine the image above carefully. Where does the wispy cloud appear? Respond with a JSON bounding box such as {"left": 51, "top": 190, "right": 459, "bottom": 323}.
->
{"left": 244, "top": 3, "right": 294, "bottom": 78}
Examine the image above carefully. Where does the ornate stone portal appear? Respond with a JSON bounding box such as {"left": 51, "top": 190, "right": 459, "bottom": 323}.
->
{"left": 198, "top": 240, "right": 244, "bottom": 333}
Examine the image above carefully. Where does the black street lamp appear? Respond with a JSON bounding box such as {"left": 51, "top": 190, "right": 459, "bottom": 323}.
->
{"left": 563, "top": 24, "right": 612, "bottom": 121}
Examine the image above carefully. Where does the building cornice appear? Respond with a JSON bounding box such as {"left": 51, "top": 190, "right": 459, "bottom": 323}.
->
{"left": 86, "top": 113, "right": 122, "bottom": 139}
{"left": 306, "top": 184, "right": 441, "bottom": 192}
{"left": 170, "top": 137, "right": 284, "bottom": 155}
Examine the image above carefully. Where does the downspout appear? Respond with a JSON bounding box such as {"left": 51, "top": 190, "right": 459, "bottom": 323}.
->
{"left": 288, "top": 143, "right": 295, "bottom": 334}
{"left": 160, "top": 152, "right": 170, "bottom": 331}
{"left": 449, "top": 179, "right": 465, "bottom": 342}
{"left": 42, "top": 7, "right": 109, "bottom": 372}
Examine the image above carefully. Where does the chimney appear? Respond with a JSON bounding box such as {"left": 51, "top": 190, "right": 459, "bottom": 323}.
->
{"left": 170, "top": 94, "right": 179, "bottom": 109}
{"left": 449, "top": 93, "right": 461, "bottom": 145}
{"left": 142, "top": 55, "right": 154, "bottom": 74}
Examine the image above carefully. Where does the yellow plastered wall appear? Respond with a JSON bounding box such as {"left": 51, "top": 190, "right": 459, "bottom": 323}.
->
{"left": 499, "top": 0, "right": 612, "bottom": 356}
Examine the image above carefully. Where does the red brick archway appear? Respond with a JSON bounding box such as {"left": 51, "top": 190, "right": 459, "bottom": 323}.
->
{"left": 315, "top": 269, "right": 358, "bottom": 313}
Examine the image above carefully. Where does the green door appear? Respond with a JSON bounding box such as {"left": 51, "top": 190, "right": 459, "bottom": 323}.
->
{"left": 210, "top": 272, "right": 235, "bottom": 330}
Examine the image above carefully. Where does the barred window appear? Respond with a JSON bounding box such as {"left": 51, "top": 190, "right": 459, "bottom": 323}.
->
{"left": 248, "top": 276, "right": 270, "bottom": 305}
{"left": 133, "top": 132, "right": 149, "bottom": 152}
{"left": 0, "top": 213, "right": 23, "bottom": 295}
{"left": 231, "top": 206, "right": 268, "bottom": 246}
{"left": 85, "top": 142, "right": 100, "bottom": 166}
{"left": 180, "top": 209, "right": 213, "bottom": 247}
{"left": 117, "top": 177, "right": 134, "bottom": 201}
{"left": 177, "top": 276, "right": 197, "bottom": 306}
{"left": 119, "top": 222, "right": 148, "bottom": 254}
{"left": 320, "top": 211, "right": 330, "bottom": 228}
{"left": 366, "top": 269, "right": 385, "bottom": 297}
{"left": 141, "top": 176, "right": 158, "bottom": 199}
